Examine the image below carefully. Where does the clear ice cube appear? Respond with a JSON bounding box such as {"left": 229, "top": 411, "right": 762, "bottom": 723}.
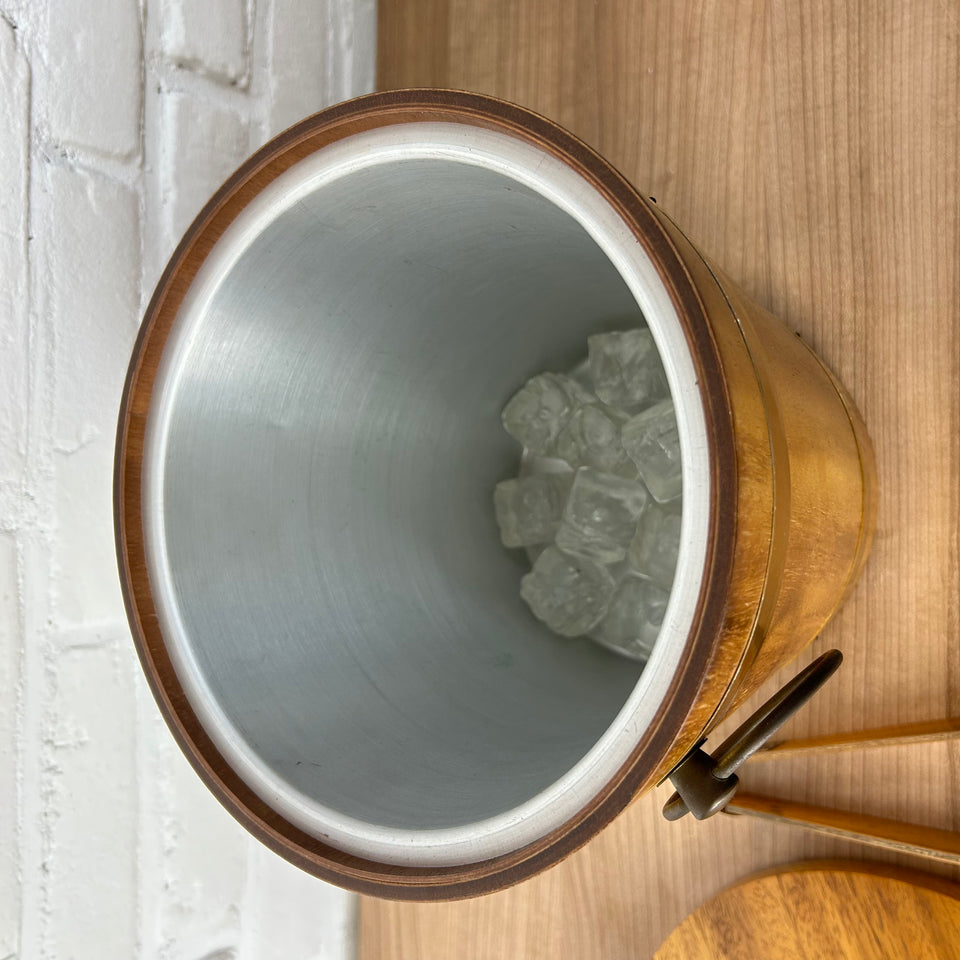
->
{"left": 591, "top": 575, "right": 669, "bottom": 660}
{"left": 501, "top": 373, "right": 592, "bottom": 456}
{"left": 628, "top": 501, "right": 681, "bottom": 589}
{"left": 621, "top": 398, "right": 682, "bottom": 503}
{"left": 520, "top": 545, "right": 616, "bottom": 637}
{"left": 588, "top": 329, "right": 668, "bottom": 413}
{"left": 493, "top": 473, "right": 574, "bottom": 548}
{"left": 555, "top": 403, "right": 636, "bottom": 477}
{"left": 555, "top": 467, "right": 649, "bottom": 564}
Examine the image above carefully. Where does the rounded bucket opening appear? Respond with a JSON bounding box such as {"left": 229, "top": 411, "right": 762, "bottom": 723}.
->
{"left": 139, "top": 121, "right": 711, "bottom": 866}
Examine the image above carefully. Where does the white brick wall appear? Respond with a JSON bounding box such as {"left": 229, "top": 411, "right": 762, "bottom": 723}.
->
{"left": 0, "top": 1, "right": 375, "bottom": 957}
{"left": 45, "top": 640, "right": 139, "bottom": 960}
{"left": 0, "top": 533, "right": 20, "bottom": 960}
{"left": 161, "top": 0, "right": 249, "bottom": 85}
{"left": 160, "top": 92, "right": 250, "bottom": 241}
{"left": 41, "top": 0, "right": 143, "bottom": 161}
{"left": 45, "top": 163, "right": 140, "bottom": 626}
{"left": 0, "top": 18, "right": 29, "bottom": 499}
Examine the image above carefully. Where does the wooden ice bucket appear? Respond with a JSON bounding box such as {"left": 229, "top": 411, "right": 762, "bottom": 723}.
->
{"left": 115, "top": 90, "right": 875, "bottom": 898}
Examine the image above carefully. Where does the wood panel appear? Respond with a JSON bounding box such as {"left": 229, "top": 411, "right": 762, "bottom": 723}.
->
{"left": 364, "top": 2, "right": 960, "bottom": 957}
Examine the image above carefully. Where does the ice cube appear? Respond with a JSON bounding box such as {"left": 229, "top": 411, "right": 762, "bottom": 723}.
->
{"left": 628, "top": 501, "right": 681, "bottom": 589}
{"left": 555, "top": 467, "right": 649, "bottom": 564}
{"left": 621, "top": 399, "right": 682, "bottom": 503}
{"left": 501, "top": 373, "right": 592, "bottom": 455}
{"left": 555, "top": 402, "right": 636, "bottom": 477}
{"left": 493, "top": 473, "right": 574, "bottom": 548}
{"left": 520, "top": 546, "right": 616, "bottom": 637}
{"left": 591, "top": 576, "right": 669, "bottom": 660}
{"left": 588, "top": 329, "right": 668, "bottom": 413}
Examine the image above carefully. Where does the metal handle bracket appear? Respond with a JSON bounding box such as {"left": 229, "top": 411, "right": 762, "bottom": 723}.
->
{"left": 662, "top": 649, "right": 843, "bottom": 821}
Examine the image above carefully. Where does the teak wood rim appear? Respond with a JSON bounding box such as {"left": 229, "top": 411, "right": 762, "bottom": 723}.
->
{"left": 114, "top": 89, "right": 740, "bottom": 899}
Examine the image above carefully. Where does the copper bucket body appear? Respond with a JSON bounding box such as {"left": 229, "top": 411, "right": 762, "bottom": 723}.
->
{"left": 115, "top": 90, "right": 875, "bottom": 898}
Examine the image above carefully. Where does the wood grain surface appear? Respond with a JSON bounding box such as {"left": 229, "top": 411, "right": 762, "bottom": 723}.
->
{"left": 653, "top": 860, "right": 960, "bottom": 960}
{"left": 363, "top": 1, "right": 960, "bottom": 957}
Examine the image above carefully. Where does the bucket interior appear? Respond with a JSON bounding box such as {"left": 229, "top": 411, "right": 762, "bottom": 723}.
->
{"left": 143, "top": 129, "right": 708, "bottom": 865}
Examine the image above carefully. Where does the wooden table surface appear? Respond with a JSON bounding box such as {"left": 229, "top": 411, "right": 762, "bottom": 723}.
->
{"left": 361, "top": 3, "right": 960, "bottom": 957}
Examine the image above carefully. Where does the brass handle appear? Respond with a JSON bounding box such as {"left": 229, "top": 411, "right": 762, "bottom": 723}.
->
{"left": 662, "top": 649, "right": 843, "bottom": 821}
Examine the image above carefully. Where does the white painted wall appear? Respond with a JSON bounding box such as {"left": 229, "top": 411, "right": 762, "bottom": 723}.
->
{"left": 0, "top": 1, "right": 376, "bottom": 957}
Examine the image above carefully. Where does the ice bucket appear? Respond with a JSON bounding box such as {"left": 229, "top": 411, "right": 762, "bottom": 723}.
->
{"left": 115, "top": 90, "right": 875, "bottom": 898}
